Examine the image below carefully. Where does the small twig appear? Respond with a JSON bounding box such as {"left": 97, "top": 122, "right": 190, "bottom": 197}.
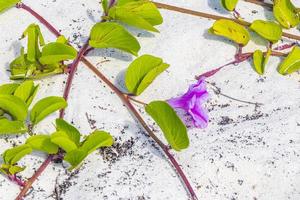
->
{"left": 207, "top": 82, "right": 263, "bottom": 106}
{"left": 85, "top": 112, "right": 97, "bottom": 130}
{"left": 125, "top": 95, "right": 148, "bottom": 106}
{"left": 54, "top": 175, "right": 60, "bottom": 200}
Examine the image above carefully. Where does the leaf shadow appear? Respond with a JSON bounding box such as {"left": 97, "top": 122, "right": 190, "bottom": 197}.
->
{"left": 87, "top": 48, "right": 133, "bottom": 62}
{"left": 114, "top": 68, "right": 129, "bottom": 94}
{"left": 202, "top": 29, "right": 237, "bottom": 47}
{"left": 207, "top": 0, "right": 228, "bottom": 15}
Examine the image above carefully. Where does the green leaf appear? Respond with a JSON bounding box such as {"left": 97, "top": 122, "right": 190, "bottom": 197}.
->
{"left": 125, "top": 55, "right": 169, "bottom": 95}
{"left": 81, "top": 130, "right": 114, "bottom": 154}
{"left": 0, "top": 83, "right": 20, "bottom": 95}
{"left": 55, "top": 119, "right": 81, "bottom": 146}
{"left": 278, "top": 46, "right": 300, "bottom": 75}
{"left": 8, "top": 165, "right": 25, "bottom": 175}
{"left": 64, "top": 149, "right": 88, "bottom": 170}
{"left": 0, "top": 118, "right": 27, "bottom": 134}
{"left": 22, "top": 24, "right": 45, "bottom": 62}
{"left": 0, "top": 0, "right": 20, "bottom": 13}
{"left": 3, "top": 144, "right": 32, "bottom": 165}
{"left": 250, "top": 20, "right": 282, "bottom": 43}
{"left": 273, "top": 0, "right": 300, "bottom": 29}
{"left": 26, "top": 135, "right": 59, "bottom": 154}
{"left": 102, "top": 0, "right": 109, "bottom": 14}
{"left": 252, "top": 49, "right": 271, "bottom": 75}
{"left": 14, "top": 80, "right": 39, "bottom": 106}
{"left": 39, "top": 42, "right": 77, "bottom": 65}
{"left": 89, "top": 22, "right": 140, "bottom": 56}
{"left": 0, "top": 95, "right": 28, "bottom": 121}
{"left": 145, "top": 101, "right": 189, "bottom": 151}
{"left": 30, "top": 96, "right": 67, "bottom": 124}
{"left": 221, "top": 0, "right": 239, "bottom": 11}
{"left": 108, "top": 1, "right": 163, "bottom": 32}
{"left": 209, "top": 19, "right": 250, "bottom": 46}
{"left": 50, "top": 131, "right": 78, "bottom": 153}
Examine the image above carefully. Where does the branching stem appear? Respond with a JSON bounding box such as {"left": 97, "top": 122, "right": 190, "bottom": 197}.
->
{"left": 16, "top": 2, "right": 199, "bottom": 200}
{"left": 153, "top": 2, "right": 300, "bottom": 41}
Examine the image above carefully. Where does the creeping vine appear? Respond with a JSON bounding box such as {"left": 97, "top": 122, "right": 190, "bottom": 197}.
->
{"left": 0, "top": 0, "right": 300, "bottom": 200}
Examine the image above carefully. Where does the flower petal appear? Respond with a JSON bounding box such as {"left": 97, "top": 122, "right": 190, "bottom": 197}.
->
{"left": 188, "top": 95, "right": 209, "bottom": 128}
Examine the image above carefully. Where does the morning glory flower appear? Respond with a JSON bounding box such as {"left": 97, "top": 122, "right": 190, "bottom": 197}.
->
{"left": 168, "top": 78, "right": 209, "bottom": 128}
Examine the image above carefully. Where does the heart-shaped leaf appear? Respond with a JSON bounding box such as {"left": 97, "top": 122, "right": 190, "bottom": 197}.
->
{"left": 26, "top": 135, "right": 59, "bottom": 154}
{"left": 39, "top": 42, "right": 77, "bottom": 65}
{"left": 145, "top": 101, "right": 189, "bottom": 151}
{"left": 0, "top": 95, "right": 28, "bottom": 121}
{"left": 0, "top": 0, "right": 20, "bottom": 13}
{"left": 50, "top": 131, "right": 78, "bottom": 153}
{"left": 108, "top": 1, "right": 163, "bottom": 32}
{"left": 278, "top": 46, "right": 300, "bottom": 75}
{"left": 273, "top": 0, "right": 300, "bottom": 29}
{"left": 252, "top": 49, "right": 271, "bottom": 75}
{"left": 3, "top": 144, "right": 32, "bottom": 165}
{"left": 125, "top": 54, "right": 169, "bottom": 95}
{"left": 89, "top": 22, "right": 140, "bottom": 56}
{"left": 250, "top": 20, "right": 282, "bottom": 43}
{"left": 81, "top": 130, "right": 114, "bottom": 154}
{"left": 30, "top": 96, "right": 67, "bottom": 124}
{"left": 221, "top": 0, "right": 239, "bottom": 11}
{"left": 0, "top": 83, "right": 20, "bottom": 95}
{"left": 209, "top": 19, "right": 250, "bottom": 46}
{"left": 0, "top": 118, "right": 27, "bottom": 134}
{"left": 55, "top": 119, "right": 81, "bottom": 146}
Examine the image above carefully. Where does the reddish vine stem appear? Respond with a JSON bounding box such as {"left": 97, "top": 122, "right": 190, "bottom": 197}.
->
{"left": 82, "top": 57, "right": 198, "bottom": 200}
{"left": 153, "top": 2, "right": 300, "bottom": 41}
{"left": 8, "top": 175, "right": 26, "bottom": 187}
{"left": 17, "top": 2, "right": 198, "bottom": 200}
{"left": 59, "top": 41, "right": 90, "bottom": 118}
{"left": 15, "top": 155, "right": 53, "bottom": 200}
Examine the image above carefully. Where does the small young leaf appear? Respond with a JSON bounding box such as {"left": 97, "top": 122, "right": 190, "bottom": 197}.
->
{"left": 273, "top": 0, "right": 300, "bottom": 29}
{"left": 22, "top": 24, "right": 45, "bottom": 62}
{"left": 81, "top": 130, "right": 114, "bottom": 154}
{"left": 30, "top": 96, "right": 67, "bottom": 124}
{"left": 55, "top": 119, "right": 81, "bottom": 146}
{"left": 102, "top": 0, "right": 109, "bottom": 14}
{"left": 39, "top": 43, "right": 77, "bottom": 65}
{"left": 89, "top": 22, "right": 140, "bottom": 56}
{"left": 108, "top": 1, "right": 163, "bottom": 32}
{"left": 221, "top": 0, "right": 239, "bottom": 11}
{"left": 64, "top": 149, "right": 88, "bottom": 170}
{"left": 8, "top": 165, "right": 25, "bottom": 175}
{"left": 145, "top": 101, "right": 189, "bottom": 151}
{"left": 252, "top": 49, "right": 271, "bottom": 75}
{"left": 125, "top": 55, "right": 169, "bottom": 95}
{"left": 50, "top": 131, "right": 78, "bottom": 153}
{"left": 209, "top": 19, "right": 250, "bottom": 46}
{"left": 26, "top": 135, "right": 59, "bottom": 154}
{"left": 278, "top": 46, "right": 300, "bottom": 75}
{"left": 14, "top": 80, "right": 39, "bottom": 106}
{"left": 0, "top": 118, "right": 27, "bottom": 134}
{"left": 0, "top": 95, "right": 28, "bottom": 121}
{"left": 250, "top": 20, "right": 282, "bottom": 43}
{"left": 3, "top": 144, "right": 32, "bottom": 165}
{"left": 0, "top": 83, "right": 20, "bottom": 95}
{"left": 0, "top": 0, "right": 20, "bottom": 13}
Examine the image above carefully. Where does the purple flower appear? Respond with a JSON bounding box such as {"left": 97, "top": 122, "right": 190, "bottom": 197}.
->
{"left": 168, "top": 78, "right": 209, "bottom": 128}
